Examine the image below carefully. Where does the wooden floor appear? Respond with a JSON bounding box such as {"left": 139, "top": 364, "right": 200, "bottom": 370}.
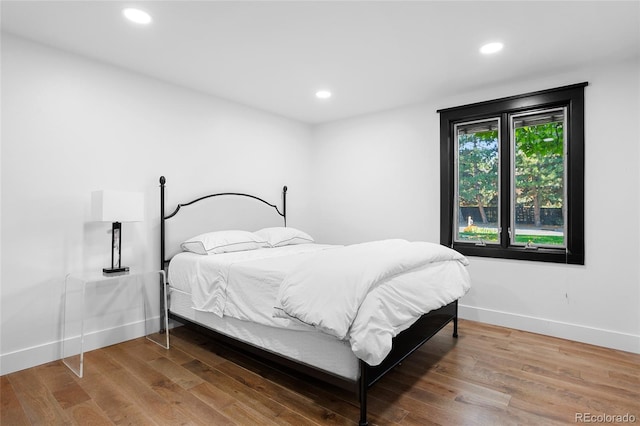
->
{"left": 2, "top": 319, "right": 639, "bottom": 425}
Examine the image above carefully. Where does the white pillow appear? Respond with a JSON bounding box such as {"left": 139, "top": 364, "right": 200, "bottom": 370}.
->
{"left": 181, "top": 230, "right": 268, "bottom": 255}
{"left": 254, "top": 227, "right": 314, "bottom": 247}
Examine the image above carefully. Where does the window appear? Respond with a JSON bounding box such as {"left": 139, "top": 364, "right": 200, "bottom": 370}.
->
{"left": 439, "top": 83, "right": 586, "bottom": 264}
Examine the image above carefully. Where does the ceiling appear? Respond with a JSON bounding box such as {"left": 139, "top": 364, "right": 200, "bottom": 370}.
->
{"left": 2, "top": 1, "right": 639, "bottom": 124}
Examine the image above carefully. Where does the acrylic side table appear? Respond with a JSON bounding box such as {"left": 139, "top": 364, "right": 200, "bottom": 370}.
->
{"left": 62, "top": 270, "right": 169, "bottom": 378}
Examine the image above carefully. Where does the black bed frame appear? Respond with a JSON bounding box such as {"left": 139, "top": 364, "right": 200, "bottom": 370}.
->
{"left": 159, "top": 176, "right": 458, "bottom": 426}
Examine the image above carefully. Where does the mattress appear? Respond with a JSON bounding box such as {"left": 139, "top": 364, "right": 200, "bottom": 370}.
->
{"left": 169, "top": 287, "right": 360, "bottom": 380}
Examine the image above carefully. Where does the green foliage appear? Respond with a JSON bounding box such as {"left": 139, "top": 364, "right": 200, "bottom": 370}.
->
{"left": 514, "top": 122, "right": 564, "bottom": 210}
{"left": 459, "top": 226, "right": 499, "bottom": 242}
{"left": 514, "top": 234, "right": 564, "bottom": 246}
{"left": 460, "top": 228, "right": 564, "bottom": 246}
{"left": 457, "top": 120, "right": 565, "bottom": 228}
{"left": 516, "top": 123, "right": 563, "bottom": 157}
{"left": 457, "top": 130, "right": 499, "bottom": 209}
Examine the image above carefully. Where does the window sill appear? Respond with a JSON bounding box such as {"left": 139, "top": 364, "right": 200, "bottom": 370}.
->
{"left": 452, "top": 243, "right": 584, "bottom": 265}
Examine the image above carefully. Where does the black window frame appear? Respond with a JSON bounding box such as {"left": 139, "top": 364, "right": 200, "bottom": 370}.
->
{"left": 438, "top": 83, "right": 587, "bottom": 265}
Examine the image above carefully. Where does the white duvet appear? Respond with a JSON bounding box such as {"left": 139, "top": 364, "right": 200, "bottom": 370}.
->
{"left": 274, "top": 239, "right": 470, "bottom": 365}
{"left": 168, "top": 244, "right": 337, "bottom": 330}
{"left": 169, "top": 239, "right": 470, "bottom": 366}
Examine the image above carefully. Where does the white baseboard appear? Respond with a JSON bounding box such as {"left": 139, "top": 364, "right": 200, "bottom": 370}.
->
{"left": 4, "top": 307, "right": 637, "bottom": 375}
{"left": 0, "top": 317, "right": 164, "bottom": 376}
{"left": 459, "top": 304, "right": 640, "bottom": 354}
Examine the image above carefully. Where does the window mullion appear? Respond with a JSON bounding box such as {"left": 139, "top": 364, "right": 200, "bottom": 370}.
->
{"left": 499, "top": 113, "right": 511, "bottom": 249}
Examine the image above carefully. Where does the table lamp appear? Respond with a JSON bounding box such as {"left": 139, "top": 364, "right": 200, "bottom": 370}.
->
{"left": 92, "top": 190, "right": 144, "bottom": 274}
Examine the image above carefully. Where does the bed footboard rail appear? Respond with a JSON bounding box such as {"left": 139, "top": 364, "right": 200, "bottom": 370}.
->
{"left": 357, "top": 300, "right": 458, "bottom": 425}
{"left": 367, "top": 300, "right": 458, "bottom": 386}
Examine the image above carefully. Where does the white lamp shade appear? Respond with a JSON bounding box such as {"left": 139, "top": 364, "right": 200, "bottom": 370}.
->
{"left": 92, "top": 190, "right": 144, "bottom": 222}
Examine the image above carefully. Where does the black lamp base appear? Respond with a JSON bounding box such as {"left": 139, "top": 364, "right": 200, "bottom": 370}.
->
{"left": 104, "top": 221, "right": 129, "bottom": 275}
{"left": 103, "top": 266, "right": 130, "bottom": 275}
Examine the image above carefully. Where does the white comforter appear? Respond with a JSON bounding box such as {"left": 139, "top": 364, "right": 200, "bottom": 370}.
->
{"left": 274, "top": 239, "right": 470, "bottom": 365}
{"left": 169, "top": 239, "right": 470, "bottom": 366}
{"left": 168, "top": 244, "right": 337, "bottom": 330}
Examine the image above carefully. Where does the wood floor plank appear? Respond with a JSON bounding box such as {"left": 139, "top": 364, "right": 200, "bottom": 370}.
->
{"left": 476, "top": 359, "right": 635, "bottom": 421}
{"left": 30, "top": 360, "right": 92, "bottom": 412}
{"left": 136, "top": 336, "right": 197, "bottom": 366}
{"left": 117, "top": 336, "right": 205, "bottom": 391}
{"left": 216, "top": 351, "right": 409, "bottom": 425}
{"left": 377, "top": 372, "right": 513, "bottom": 426}
{"left": 33, "top": 361, "right": 78, "bottom": 395}
{"left": 6, "top": 368, "right": 72, "bottom": 425}
{"left": 87, "top": 349, "right": 194, "bottom": 425}
{"left": 65, "top": 399, "right": 113, "bottom": 426}
{"left": 169, "top": 331, "right": 230, "bottom": 367}
{"left": 1, "top": 375, "right": 31, "bottom": 426}
{"left": 560, "top": 337, "right": 640, "bottom": 365}
{"left": 147, "top": 356, "right": 205, "bottom": 390}
{"left": 215, "top": 358, "right": 355, "bottom": 424}
{"left": 74, "top": 361, "right": 160, "bottom": 426}
{"left": 3, "top": 319, "right": 638, "bottom": 425}
{"left": 521, "top": 362, "right": 639, "bottom": 405}
{"left": 104, "top": 343, "right": 236, "bottom": 426}
{"left": 450, "top": 332, "right": 638, "bottom": 408}
{"left": 372, "top": 382, "right": 488, "bottom": 426}
{"left": 183, "top": 358, "right": 322, "bottom": 425}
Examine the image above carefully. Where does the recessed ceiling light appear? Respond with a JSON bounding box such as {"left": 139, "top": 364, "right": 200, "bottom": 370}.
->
{"left": 480, "top": 42, "right": 504, "bottom": 55}
{"left": 315, "top": 90, "right": 332, "bottom": 99}
{"left": 123, "top": 8, "right": 152, "bottom": 25}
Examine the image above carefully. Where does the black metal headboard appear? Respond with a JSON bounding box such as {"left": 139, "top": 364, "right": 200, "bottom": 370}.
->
{"left": 159, "top": 176, "right": 287, "bottom": 269}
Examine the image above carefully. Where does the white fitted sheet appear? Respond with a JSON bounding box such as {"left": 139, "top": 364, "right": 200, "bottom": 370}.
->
{"left": 169, "top": 287, "right": 360, "bottom": 380}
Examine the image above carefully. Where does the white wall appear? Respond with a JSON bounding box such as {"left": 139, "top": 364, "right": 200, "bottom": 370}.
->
{"left": 0, "top": 34, "right": 314, "bottom": 374}
{"left": 2, "top": 33, "right": 638, "bottom": 376}
{"left": 311, "top": 58, "right": 640, "bottom": 354}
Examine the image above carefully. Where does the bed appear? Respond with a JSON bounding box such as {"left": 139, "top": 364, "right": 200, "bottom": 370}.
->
{"left": 159, "top": 176, "right": 470, "bottom": 425}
